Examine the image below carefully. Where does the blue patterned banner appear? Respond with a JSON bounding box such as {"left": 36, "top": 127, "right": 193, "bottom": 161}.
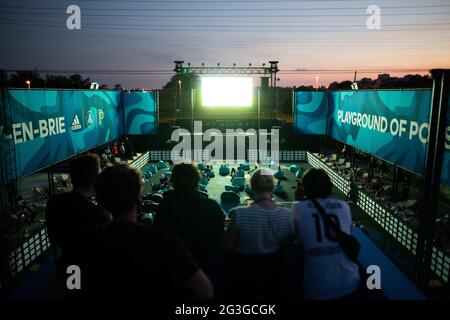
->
{"left": 123, "top": 91, "right": 157, "bottom": 135}
{"left": 5, "top": 89, "right": 123, "bottom": 179}
{"left": 327, "top": 90, "right": 432, "bottom": 175}
{"left": 1, "top": 89, "right": 159, "bottom": 180}
{"left": 293, "top": 89, "right": 450, "bottom": 183}
{"left": 294, "top": 91, "right": 328, "bottom": 135}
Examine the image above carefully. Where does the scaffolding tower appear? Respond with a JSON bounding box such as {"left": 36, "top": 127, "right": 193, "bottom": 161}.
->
{"left": 0, "top": 73, "right": 18, "bottom": 295}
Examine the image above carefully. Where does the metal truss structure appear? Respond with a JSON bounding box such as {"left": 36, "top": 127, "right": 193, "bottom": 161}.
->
{"left": 173, "top": 60, "right": 280, "bottom": 86}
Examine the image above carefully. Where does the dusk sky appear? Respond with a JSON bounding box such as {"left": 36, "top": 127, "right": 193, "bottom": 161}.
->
{"left": 1, "top": 0, "right": 449, "bottom": 89}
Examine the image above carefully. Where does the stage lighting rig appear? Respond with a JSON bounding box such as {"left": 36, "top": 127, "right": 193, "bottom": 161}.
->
{"left": 173, "top": 61, "right": 280, "bottom": 80}
{"left": 173, "top": 60, "right": 184, "bottom": 74}
{"left": 268, "top": 61, "right": 280, "bottom": 87}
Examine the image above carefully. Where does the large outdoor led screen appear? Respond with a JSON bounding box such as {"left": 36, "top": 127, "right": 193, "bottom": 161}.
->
{"left": 201, "top": 77, "right": 253, "bottom": 107}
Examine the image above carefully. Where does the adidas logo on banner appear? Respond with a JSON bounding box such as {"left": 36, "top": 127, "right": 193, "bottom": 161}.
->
{"left": 71, "top": 115, "right": 82, "bottom": 131}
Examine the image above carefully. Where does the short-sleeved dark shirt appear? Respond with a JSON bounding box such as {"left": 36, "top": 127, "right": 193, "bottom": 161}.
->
{"left": 46, "top": 192, "right": 108, "bottom": 253}
{"left": 77, "top": 222, "right": 199, "bottom": 299}
{"left": 155, "top": 190, "right": 225, "bottom": 268}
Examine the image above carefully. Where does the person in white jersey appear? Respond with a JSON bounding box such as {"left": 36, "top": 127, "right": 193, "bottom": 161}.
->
{"left": 292, "top": 168, "right": 361, "bottom": 300}
{"left": 222, "top": 168, "right": 295, "bottom": 298}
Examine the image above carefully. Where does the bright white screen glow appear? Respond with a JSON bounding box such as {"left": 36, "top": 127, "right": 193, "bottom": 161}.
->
{"left": 201, "top": 77, "right": 253, "bottom": 107}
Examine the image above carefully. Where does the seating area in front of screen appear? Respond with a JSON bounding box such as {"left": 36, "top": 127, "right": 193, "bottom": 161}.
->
{"left": 9, "top": 159, "right": 426, "bottom": 300}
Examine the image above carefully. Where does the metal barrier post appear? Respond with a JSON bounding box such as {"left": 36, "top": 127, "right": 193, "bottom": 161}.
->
{"left": 415, "top": 69, "right": 450, "bottom": 291}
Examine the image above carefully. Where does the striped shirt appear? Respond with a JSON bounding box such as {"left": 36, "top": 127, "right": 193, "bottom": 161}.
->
{"left": 231, "top": 204, "right": 295, "bottom": 254}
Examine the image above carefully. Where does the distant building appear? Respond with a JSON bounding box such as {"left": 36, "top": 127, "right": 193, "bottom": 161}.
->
{"left": 377, "top": 73, "right": 390, "bottom": 81}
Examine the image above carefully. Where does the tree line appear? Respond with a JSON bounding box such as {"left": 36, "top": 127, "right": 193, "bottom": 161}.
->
{"left": 308, "top": 73, "right": 432, "bottom": 91}
{"left": 0, "top": 69, "right": 100, "bottom": 89}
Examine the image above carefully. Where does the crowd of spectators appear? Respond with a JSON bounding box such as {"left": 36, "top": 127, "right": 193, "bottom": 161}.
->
{"left": 46, "top": 154, "right": 365, "bottom": 300}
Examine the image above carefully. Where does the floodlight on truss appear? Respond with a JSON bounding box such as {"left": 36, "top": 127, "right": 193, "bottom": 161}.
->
{"left": 173, "top": 61, "right": 279, "bottom": 76}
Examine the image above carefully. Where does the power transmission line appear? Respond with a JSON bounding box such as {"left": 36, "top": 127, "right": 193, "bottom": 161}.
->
{"left": 4, "top": 32, "right": 449, "bottom": 43}
{"left": 2, "top": 4, "right": 450, "bottom": 11}
{"left": 2, "top": 11, "right": 449, "bottom": 18}
{"left": 2, "top": 18, "right": 450, "bottom": 29}
{"left": 3, "top": 17, "right": 450, "bottom": 28}
{"left": 2, "top": 68, "right": 432, "bottom": 74}
{"left": 3, "top": 23, "right": 449, "bottom": 33}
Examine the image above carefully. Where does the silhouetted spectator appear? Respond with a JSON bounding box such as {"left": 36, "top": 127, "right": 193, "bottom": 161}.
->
{"left": 292, "top": 168, "right": 361, "bottom": 300}
{"left": 124, "top": 137, "right": 134, "bottom": 158}
{"left": 119, "top": 141, "right": 126, "bottom": 159}
{"left": 112, "top": 142, "right": 119, "bottom": 157}
{"left": 155, "top": 163, "right": 225, "bottom": 270}
{"left": 341, "top": 145, "right": 347, "bottom": 160}
{"left": 222, "top": 168, "right": 295, "bottom": 299}
{"left": 346, "top": 177, "right": 359, "bottom": 204}
{"left": 400, "top": 174, "right": 411, "bottom": 201}
{"left": 379, "top": 161, "right": 387, "bottom": 176}
{"left": 78, "top": 164, "right": 213, "bottom": 299}
{"left": 46, "top": 154, "right": 109, "bottom": 271}
{"left": 102, "top": 146, "right": 114, "bottom": 164}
